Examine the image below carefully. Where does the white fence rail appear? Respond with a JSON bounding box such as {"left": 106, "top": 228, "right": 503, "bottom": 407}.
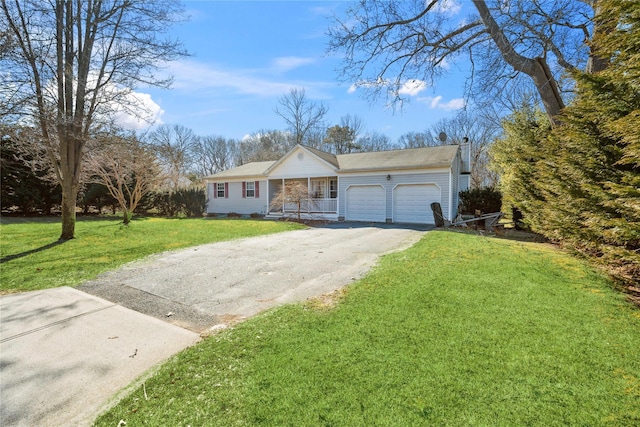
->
{"left": 279, "top": 198, "right": 337, "bottom": 214}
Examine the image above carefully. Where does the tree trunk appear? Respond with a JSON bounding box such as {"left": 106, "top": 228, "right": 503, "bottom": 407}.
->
{"left": 122, "top": 209, "right": 132, "bottom": 225}
{"left": 472, "top": 0, "right": 565, "bottom": 125}
{"left": 586, "top": 0, "right": 610, "bottom": 74}
{"left": 57, "top": 124, "right": 84, "bottom": 240}
{"left": 59, "top": 180, "right": 77, "bottom": 240}
{"left": 531, "top": 57, "right": 565, "bottom": 124}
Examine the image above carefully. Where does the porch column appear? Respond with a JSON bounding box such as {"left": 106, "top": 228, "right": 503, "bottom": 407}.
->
{"left": 282, "top": 178, "right": 285, "bottom": 213}
{"left": 307, "top": 177, "right": 311, "bottom": 213}
{"left": 265, "top": 180, "right": 270, "bottom": 214}
{"left": 337, "top": 176, "right": 340, "bottom": 217}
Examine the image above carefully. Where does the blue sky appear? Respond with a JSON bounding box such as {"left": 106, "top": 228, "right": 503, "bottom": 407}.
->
{"left": 132, "top": 1, "right": 471, "bottom": 143}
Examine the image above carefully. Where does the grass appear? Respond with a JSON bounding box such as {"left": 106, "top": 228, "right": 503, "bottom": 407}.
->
{"left": 94, "top": 230, "right": 640, "bottom": 426}
{"left": 0, "top": 216, "right": 303, "bottom": 293}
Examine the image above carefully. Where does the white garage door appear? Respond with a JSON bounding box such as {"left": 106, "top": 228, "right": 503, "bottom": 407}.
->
{"left": 346, "top": 185, "right": 386, "bottom": 222}
{"left": 393, "top": 184, "right": 440, "bottom": 224}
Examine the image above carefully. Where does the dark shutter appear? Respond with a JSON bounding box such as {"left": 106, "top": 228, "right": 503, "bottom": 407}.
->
{"left": 255, "top": 181, "right": 260, "bottom": 198}
{"left": 242, "top": 181, "right": 246, "bottom": 198}
{"left": 224, "top": 182, "right": 229, "bottom": 198}
{"left": 213, "top": 182, "right": 217, "bottom": 199}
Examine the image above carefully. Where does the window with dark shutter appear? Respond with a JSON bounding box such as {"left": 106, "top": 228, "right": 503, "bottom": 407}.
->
{"left": 216, "top": 182, "right": 226, "bottom": 198}
{"left": 245, "top": 181, "right": 255, "bottom": 198}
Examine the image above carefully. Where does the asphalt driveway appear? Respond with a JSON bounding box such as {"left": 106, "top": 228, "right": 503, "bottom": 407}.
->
{"left": 78, "top": 223, "right": 427, "bottom": 332}
{"left": 1, "top": 223, "right": 428, "bottom": 426}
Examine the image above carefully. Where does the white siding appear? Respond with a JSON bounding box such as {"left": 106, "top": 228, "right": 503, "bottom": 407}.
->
{"left": 460, "top": 143, "right": 471, "bottom": 173}
{"left": 338, "top": 170, "right": 451, "bottom": 222}
{"left": 451, "top": 156, "right": 459, "bottom": 221}
{"left": 459, "top": 175, "right": 470, "bottom": 193}
{"left": 207, "top": 180, "right": 268, "bottom": 215}
{"left": 268, "top": 146, "right": 336, "bottom": 178}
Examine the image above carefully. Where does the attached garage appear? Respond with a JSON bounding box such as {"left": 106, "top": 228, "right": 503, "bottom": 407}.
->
{"left": 345, "top": 185, "right": 386, "bottom": 222}
{"left": 393, "top": 184, "right": 440, "bottom": 224}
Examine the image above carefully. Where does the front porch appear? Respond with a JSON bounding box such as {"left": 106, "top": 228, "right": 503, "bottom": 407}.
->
{"left": 267, "top": 176, "right": 338, "bottom": 219}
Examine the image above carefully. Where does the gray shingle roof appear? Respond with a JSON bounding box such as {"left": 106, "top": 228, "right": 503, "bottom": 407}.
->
{"left": 204, "top": 161, "right": 275, "bottom": 179}
{"left": 204, "top": 145, "right": 459, "bottom": 179}
{"left": 337, "top": 145, "right": 459, "bottom": 172}
{"left": 302, "top": 145, "right": 339, "bottom": 168}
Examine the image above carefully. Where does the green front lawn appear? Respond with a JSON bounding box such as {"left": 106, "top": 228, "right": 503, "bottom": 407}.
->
{"left": 0, "top": 217, "right": 303, "bottom": 293}
{"left": 95, "top": 231, "right": 640, "bottom": 426}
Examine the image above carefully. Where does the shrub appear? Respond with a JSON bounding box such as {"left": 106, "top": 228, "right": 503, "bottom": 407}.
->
{"left": 179, "top": 188, "right": 206, "bottom": 218}
{"left": 141, "top": 188, "right": 206, "bottom": 218}
{"left": 1, "top": 136, "right": 61, "bottom": 214}
{"left": 458, "top": 187, "right": 502, "bottom": 215}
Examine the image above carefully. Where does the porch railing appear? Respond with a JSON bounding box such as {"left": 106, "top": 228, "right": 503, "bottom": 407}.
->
{"left": 280, "top": 198, "right": 337, "bottom": 214}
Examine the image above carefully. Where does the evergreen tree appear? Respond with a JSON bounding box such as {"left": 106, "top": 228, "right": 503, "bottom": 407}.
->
{"left": 488, "top": 107, "right": 551, "bottom": 230}
{"left": 492, "top": 0, "right": 639, "bottom": 284}
{"left": 1, "top": 136, "right": 60, "bottom": 214}
{"left": 540, "top": 0, "right": 640, "bottom": 283}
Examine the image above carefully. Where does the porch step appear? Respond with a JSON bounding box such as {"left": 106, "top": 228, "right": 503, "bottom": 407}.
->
{"left": 264, "top": 214, "right": 283, "bottom": 220}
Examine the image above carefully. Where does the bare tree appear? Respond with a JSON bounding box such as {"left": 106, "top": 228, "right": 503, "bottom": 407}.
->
{"left": 275, "top": 88, "right": 328, "bottom": 145}
{"left": 147, "top": 124, "right": 198, "bottom": 190}
{"left": 237, "top": 129, "right": 294, "bottom": 164}
{"left": 322, "top": 114, "right": 366, "bottom": 154}
{"left": 269, "top": 181, "right": 315, "bottom": 221}
{"left": 398, "top": 131, "right": 437, "bottom": 148}
{"left": 340, "top": 114, "right": 365, "bottom": 138}
{"left": 300, "top": 126, "right": 328, "bottom": 152}
{"left": 357, "top": 131, "right": 394, "bottom": 152}
{"left": 0, "top": 0, "right": 186, "bottom": 239}
{"left": 193, "top": 135, "right": 238, "bottom": 176}
{"left": 328, "top": 0, "right": 604, "bottom": 124}
{"left": 324, "top": 125, "right": 359, "bottom": 154}
{"left": 85, "top": 133, "right": 160, "bottom": 225}
{"left": 430, "top": 110, "right": 501, "bottom": 188}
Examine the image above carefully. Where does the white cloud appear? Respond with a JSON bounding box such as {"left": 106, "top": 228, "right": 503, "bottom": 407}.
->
{"left": 347, "top": 77, "right": 392, "bottom": 94}
{"left": 434, "top": 0, "right": 462, "bottom": 15}
{"left": 34, "top": 70, "right": 164, "bottom": 131}
{"left": 167, "top": 59, "right": 329, "bottom": 98}
{"left": 271, "top": 56, "right": 315, "bottom": 72}
{"left": 418, "top": 95, "right": 465, "bottom": 110}
{"left": 112, "top": 91, "right": 164, "bottom": 131}
{"left": 398, "top": 79, "right": 428, "bottom": 96}
{"left": 310, "top": 6, "right": 335, "bottom": 16}
{"left": 347, "top": 78, "right": 428, "bottom": 97}
{"left": 168, "top": 60, "right": 290, "bottom": 96}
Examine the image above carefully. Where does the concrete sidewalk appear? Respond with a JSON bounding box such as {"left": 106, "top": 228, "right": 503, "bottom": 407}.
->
{"left": 0, "top": 287, "right": 199, "bottom": 427}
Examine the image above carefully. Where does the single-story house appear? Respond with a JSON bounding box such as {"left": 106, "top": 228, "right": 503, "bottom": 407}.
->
{"left": 204, "top": 144, "right": 471, "bottom": 225}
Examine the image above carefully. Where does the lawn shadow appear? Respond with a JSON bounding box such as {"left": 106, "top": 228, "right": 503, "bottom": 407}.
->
{"left": 0, "top": 240, "right": 66, "bottom": 264}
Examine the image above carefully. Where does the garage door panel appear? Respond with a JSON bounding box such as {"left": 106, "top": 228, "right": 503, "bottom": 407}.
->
{"left": 346, "top": 186, "right": 385, "bottom": 222}
{"left": 393, "top": 184, "right": 439, "bottom": 224}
